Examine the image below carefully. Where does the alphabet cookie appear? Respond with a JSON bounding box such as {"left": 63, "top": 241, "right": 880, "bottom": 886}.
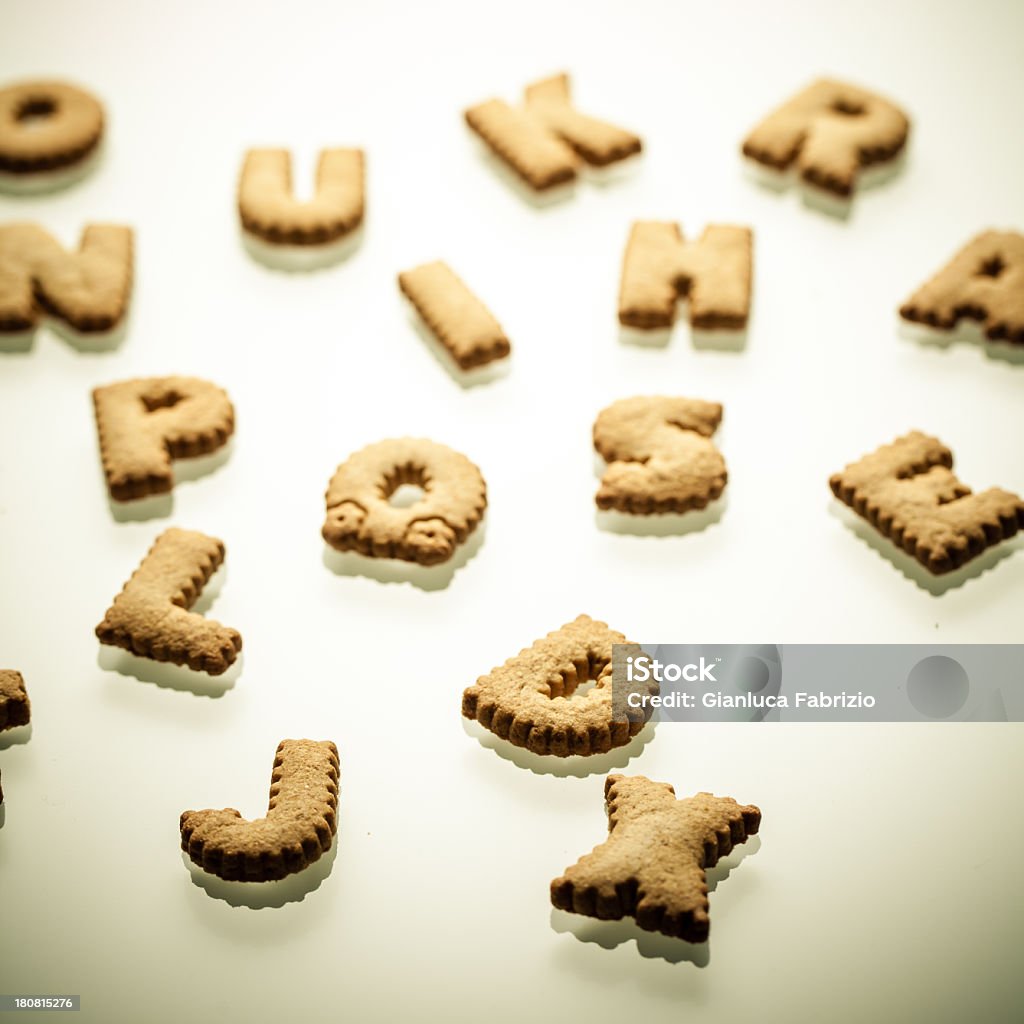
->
{"left": 0, "top": 223, "right": 133, "bottom": 340}
{"left": 0, "top": 670, "right": 30, "bottom": 806}
{"left": 96, "top": 528, "right": 242, "bottom": 675}
{"left": 238, "top": 148, "right": 364, "bottom": 268}
{"left": 0, "top": 80, "right": 103, "bottom": 192}
{"left": 618, "top": 222, "right": 753, "bottom": 333}
{"left": 899, "top": 230, "right": 1024, "bottom": 345}
{"left": 93, "top": 376, "right": 234, "bottom": 502}
{"left": 830, "top": 432, "right": 1024, "bottom": 574}
{"left": 322, "top": 438, "right": 486, "bottom": 566}
{"left": 181, "top": 739, "right": 339, "bottom": 882}
{"left": 465, "top": 72, "right": 641, "bottom": 193}
{"left": 398, "top": 261, "right": 511, "bottom": 372}
{"left": 551, "top": 775, "right": 761, "bottom": 942}
{"left": 742, "top": 77, "right": 909, "bottom": 200}
{"left": 0, "top": 670, "right": 30, "bottom": 732}
{"left": 461, "top": 615, "right": 655, "bottom": 757}
{"left": 594, "top": 397, "right": 727, "bottom": 513}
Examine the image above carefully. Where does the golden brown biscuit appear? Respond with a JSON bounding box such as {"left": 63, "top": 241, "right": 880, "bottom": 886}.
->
{"left": 524, "top": 73, "right": 642, "bottom": 167}
{"left": 464, "top": 98, "right": 577, "bottom": 192}
{"left": 618, "top": 221, "right": 753, "bottom": 331}
{"left": 0, "top": 670, "right": 30, "bottom": 732}
{"left": 398, "top": 261, "right": 511, "bottom": 371}
{"left": 0, "top": 80, "right": 103, "bottom": 176}
{"left": 461, "top": 615, "right": 655, "bottom": 757}
{"left": 551, "top": 774, "right": 761, "bottom": 942}
{"left": 0, "top": 223, "right": 132, "bottom": 336}
{"left": 93, "top": 376, "right": 235, "bottom": 502}
{"left": 96, "top": 528, "right": 242, "bottom": 675}
{"left": 238, "top": 148, "right": 364, "bottom": 245}
{"left": 900, "top": 230, "right": 1024, "bottom": 345}
{"left": 742, "top": 77, "right": 909, "bottom": 198}
{"left": 594, "top": 396, "right": 727, "bottom": 514}
{"left": 181, "top": 739, "right": 339, "bottom": 882}
{"left": 466, "top": 72, "right": 641, "bottom": 192}
{"left": 830, "top": 431, "right": 1024, "bottom": 574}
{"left": 322, "top": 438, "right": 486, "bottom": 566}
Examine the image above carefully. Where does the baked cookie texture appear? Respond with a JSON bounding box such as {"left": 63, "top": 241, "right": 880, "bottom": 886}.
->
{"left": 238, "top": 148, "right": 364, "bottom": 245}
{"left": 742, "top": 77, "right": 909, "bottom": 197}
{"left": 551, "top": 774, "right": 761, "bottom": 942}
{"left": 523, "top": 73, "right": 642, "bottom": 168}
{"left": 465, "top": 72, "right": 641, "bottom": 191}
{"left": 0, "top": 80, "right": 103, "bottom": 175}
{"left": 0, "top": 670, "right": 30, "bottom": 731}
{"left": 462, "top": 615, "right": 655, "bottom": 757}
{"left": 323, "top": 438, "right": 487, "bottom": 566}
{"left": 181, "top": 739, "right": 339, "bottom": 882}
{"left": 92, "top": 376, "right": 235, "bottom": 501}
{"left": 830, "top": 431, "right": 1024, "bottom": 575}
{"left": 900, "top": 230, "right": 1024, "bottom": 344}
{"left": 0, "top": 223, "right": 133, "bottom": 335}
{"left": 594, "top": 396, "right": 727, "bottom": 514}
{"left": 618, "top": 221, "right": 753, "bottom": 330}
{"left": 95, "top": 528, "right": 242, "bottom": 675}
{"left": 0, "top": 670, "right": 30, "bottom": 805}
{"left": 399, "top": 260, "right": 511, "bottom": 370}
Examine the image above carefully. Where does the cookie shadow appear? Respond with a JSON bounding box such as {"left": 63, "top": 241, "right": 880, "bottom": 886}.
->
{"left": 461, "top": 717, "right": 656, "bottom": 778}
{"left": 581, "top": 154, "right": 643, "bottom": 187}
{"left": 742, "top": 151, "right": 906, "bottom": 221}
{"left": 0, "top": 144, "right": 104, "bottom": 195}
{"left": 0, "top": 723, "right": 32, "bottom": 751}
{"left": 1, "top": 314, "right": 128, "bottom": 355}
{"left": 48, "top": 315, "right": 129, "bottom": 353}
{"left": 829, "top": 501, "right": 1022, "bottom": 594}
{"left": 549, "top": 834, "right": 761, "bottom": 966}
{"left": 897, "top": 318, "right": 1024, "bottom": 366}
{"left": 468, "top": 136, "right": 577, "bottom": 209}
{"left": 618, "top": 300, "right": 747, "bottom": 353}
{"left": 0, "top": 804, "right": 5, "bottom": 828}
{"left": 595, "top": 495, "right": 726, "bottom": 537}
{"left": 182, "top": 839, "right": 338, "bottom": 909}
{"left": 240, "top": 225, "right": 364, "bottom": 272}
{"left": 0, "top": 331, "right": 34, "bottom": 354}
{"left": 321, "top": 519, "right": 486, "bottom": 591}
{"left": 403, "top": 300, "right": 511, "bottom": 388}
{"left": 105, "top": 441, "right": 236, "bottom": 522}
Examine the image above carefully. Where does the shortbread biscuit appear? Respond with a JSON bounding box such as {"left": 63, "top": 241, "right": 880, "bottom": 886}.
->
{"left": 238, "top": 148, "right": 364, "bottom": 246}
{"left": 322, "top": 438, "right": 486, "bottom": 566}
{"left": 0, "top": 223, "right": 133, "bottom": 336}
{"left": 524, "top": 73, "right": 642, "bottom": 167}
{"left": 181, "top": 739, "right": 339, "bottom": 882}
{"left": 461, "top": 615, "right": 655, "bottom": 757}
{"left": 551, "top": 774, "right": 761, "bottom": 942}
{"left": 0, "top": 80, "right": 103, "bottom": 179}
{"left": 0, "top": 670, "right": 30, "bottom": 731}
{"left": 0, "top": 670, "right": 30, "bottom": 806}
{"left": 618, "top": 221, "right": 753, "bottom": 331}
{"left": 465, "top": 99, "right": 577, "bottom": 192}
{"left": 96, "top": 528, "right": 242, "bottom": 675}
{"left": 742, "top": 77, "right": 909, "bottom": 198}
{"left": 92, "top": 376, "right": 235, "bottom": 502}
{"left": 465, "top": 72, "right": 641, "bottom": 191}
{"left": 830, "top": 432, "right": 1024, "bottom": 574}
{"left": 594, "top": 397, "right": 727, "bottom": 514}
{"left": 398, "top": 261, "right": 511, "bottom": 370}
{"left": 899, "top": 230, "right": 1024, "bottom": 345}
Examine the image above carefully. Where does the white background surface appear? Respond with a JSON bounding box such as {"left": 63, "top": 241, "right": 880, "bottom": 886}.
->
{"left": 1, "top": 1, "right": 1023, "bottom": 1021}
